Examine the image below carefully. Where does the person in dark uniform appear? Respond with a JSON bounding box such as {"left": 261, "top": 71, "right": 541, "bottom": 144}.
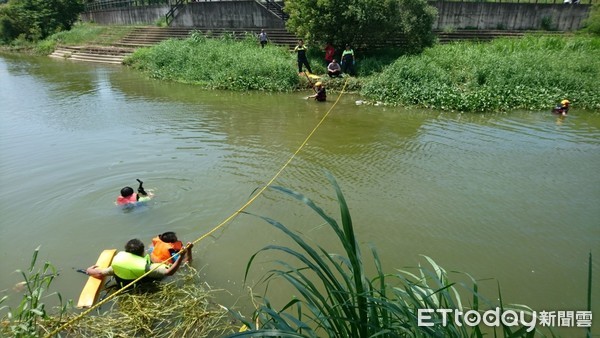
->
{"left": 308, "top": 82, "right": 326, "bottom": 102}
{"left": 294, "top": 39, "right": 312, "bottom": 74}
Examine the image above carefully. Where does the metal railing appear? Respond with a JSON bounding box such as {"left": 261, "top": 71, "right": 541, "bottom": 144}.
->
{"left": 165, "top": 0, "right": 186, "bottom": 25}
{"left": 263, "top": 0, "right": 288, "bottom": 20}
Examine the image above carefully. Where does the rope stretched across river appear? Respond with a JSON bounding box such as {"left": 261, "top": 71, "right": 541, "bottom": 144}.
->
{"left": 45, "top": 78, "right": 349, "bottom": 338}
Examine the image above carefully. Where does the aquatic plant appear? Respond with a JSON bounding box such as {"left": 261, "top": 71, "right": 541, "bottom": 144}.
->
{"left": 230, "top": 173, "right": 563, "bottom": 337}
{"left": 361, "top": 35, "right": 600, "bottom": 112}
{"left": 0, "top": 246, "right": 65, "bottom": 337}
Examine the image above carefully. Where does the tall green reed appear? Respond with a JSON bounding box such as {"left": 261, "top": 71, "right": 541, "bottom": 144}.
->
{"left": 0, "top": 247, "right": 65, "bottom": 337}
{"left": 229, "top": 172, "right": 557, "bottom": 337}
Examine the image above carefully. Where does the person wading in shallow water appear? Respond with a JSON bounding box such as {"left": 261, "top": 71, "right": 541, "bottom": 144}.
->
{"left": 552, "top": 99, "right": 570, "bottom": 116}
{"left": 307, "top": 82, "right": 326, "bottom": 102}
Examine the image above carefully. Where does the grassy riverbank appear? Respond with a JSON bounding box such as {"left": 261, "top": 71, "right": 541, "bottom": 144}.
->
{"left": 6, "top": 23, "right": 598, "bottom": 111}
{"left": 362, "top": 35, "right": 600, "bottom": 111}
{"left": 125, "top": 32, "right": 298, "bottom": 92}
{"left": 125, "top": 32, "right": 600, "bottom": 112}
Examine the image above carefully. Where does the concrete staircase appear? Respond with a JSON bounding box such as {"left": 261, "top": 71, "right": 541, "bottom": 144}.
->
{"left": 435, "top": 30, "right": 558, "bottom": 43}
{"left": 114, "top": 26, "right": 297, "bottom": 49}
{"left": 49, "top": 45, "right": 134, "bottom": 65}
{"left": 49, "top": 27, "right": 559, "bottom": 65}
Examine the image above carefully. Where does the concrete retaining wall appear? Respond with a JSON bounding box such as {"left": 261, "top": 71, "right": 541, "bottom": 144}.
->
{"left": 81, "top": 1, "right": 590, "bottom": 31}
{"left": 430, "top": 2, "right": 590, "bottom": 31}
{"left": 81, "top": 5, "right": 169, "bottom": 25}
{"left": 172, "top": 1, "right": 285, "bottom": 28}
{"left": 81, "top": 0, "right": 285, "bottom": 28}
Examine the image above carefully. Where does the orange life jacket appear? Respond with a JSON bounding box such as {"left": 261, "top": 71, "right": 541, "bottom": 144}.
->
{"left": 116, "top": 193, "right": 137, "bottom": 205}
{"left": 151, "top": 236, "right": 183, "bottom": 264}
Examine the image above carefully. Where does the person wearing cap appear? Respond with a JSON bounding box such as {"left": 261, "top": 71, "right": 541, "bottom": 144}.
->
{"left": 308, "top": 82, "right": 326, "bottom": 102}
{"left": 294, "top": 39, "right": 312, "bottom": 74}
{"left": 552, "top": 99, "right": 570, "bottom": 116}
{"left": 341, "top": 44, "right": 355, "bottom": 76}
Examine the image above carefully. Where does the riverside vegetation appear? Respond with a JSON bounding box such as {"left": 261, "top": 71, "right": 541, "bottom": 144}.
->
{"left": 2, "top": 22, "right": 599, "bottom": 111}
{"left": 123, "top": 31, "right": 599, "bottom": 112}
{"left": 1, "top": 174, "right": 594, "bottom": 337}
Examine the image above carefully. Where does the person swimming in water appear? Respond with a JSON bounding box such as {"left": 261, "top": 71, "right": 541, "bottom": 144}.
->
{"left": 116, "top": 179, "right": 152, "bottom": 206}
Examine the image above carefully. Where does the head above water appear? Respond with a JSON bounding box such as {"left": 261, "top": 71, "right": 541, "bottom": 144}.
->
{"left": 120, "top": 186, "right": 134, "bottom": 197}
{"left": 125, "top": 238, "right": 145, "bottom": 257}
{"left": 159, "top": 231, "right": 178, "bottom": 243}
{"left": 315, "top": 81, "right": 322, "bottom": 87}
{"left": 561, "top": 99, "right": 570, "bottom": 106}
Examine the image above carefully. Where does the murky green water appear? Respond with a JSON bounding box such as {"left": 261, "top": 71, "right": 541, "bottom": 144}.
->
{"left": 1, "top": 53, "right": 599, "bottom": 333}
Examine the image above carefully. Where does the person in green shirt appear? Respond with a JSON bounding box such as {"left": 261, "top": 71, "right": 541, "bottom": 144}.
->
{"left": 341, "top": 44, "right": 355, "bottom": 76}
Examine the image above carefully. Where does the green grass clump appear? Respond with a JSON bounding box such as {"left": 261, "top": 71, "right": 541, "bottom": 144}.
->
{"left": 0, "top": 247, "right": 66, "bottom": 337}
{"left": 361, "top": 35, "right": 600, "bottom": 112}
{"left": 125, "top": 32, "right": 300, "bottom": 91}
{"left": 46, "top": 23, "right": 136, "bottom": 46}
{"left": 231, "top": 173, "right": 556, "bottom": 337}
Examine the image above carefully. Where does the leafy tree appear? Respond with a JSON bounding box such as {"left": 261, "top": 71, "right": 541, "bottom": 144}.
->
{"left": 0, "top": 0, "right": 84, "bottom": 42}
{"left": 283, "top": 0, "right": 437, "bottom": 53}
{"left": 582, "top": 3, "right": 600, "bottom": 36}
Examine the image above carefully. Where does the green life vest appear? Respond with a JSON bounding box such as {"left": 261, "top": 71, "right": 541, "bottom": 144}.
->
{"left": 111, "top": 251, "right": 150, "bottom": 280}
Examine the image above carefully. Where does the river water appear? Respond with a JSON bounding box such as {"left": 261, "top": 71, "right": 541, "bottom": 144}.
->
{"left": 1, "top": 53, "right": 598, "bottom": 334}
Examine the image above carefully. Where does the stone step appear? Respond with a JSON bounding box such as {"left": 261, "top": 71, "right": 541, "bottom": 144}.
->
{"left": 49, "top": 45, "right": 130, "bottom": 64}
{"left": 69, "top": 56, "right": 124, "bottom": 64}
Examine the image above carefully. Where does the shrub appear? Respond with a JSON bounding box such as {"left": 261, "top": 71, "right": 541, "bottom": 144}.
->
{"left": 126, "top": 33, "right": 300, "bottom": 92}
{"left": 361, "top": 35, "right": 600, "bottom": 111}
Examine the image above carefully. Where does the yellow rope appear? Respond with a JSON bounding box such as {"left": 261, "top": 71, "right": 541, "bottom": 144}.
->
{"left": 45, "top": 79, "right": 348, "bottom": 338}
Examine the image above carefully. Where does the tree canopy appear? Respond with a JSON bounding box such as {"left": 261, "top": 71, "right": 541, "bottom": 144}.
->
{"left": 283, "top": 0, "right": 437, "bottom": 52}
{"left": 0, "top": 0, "right": 84, "bottom": 42}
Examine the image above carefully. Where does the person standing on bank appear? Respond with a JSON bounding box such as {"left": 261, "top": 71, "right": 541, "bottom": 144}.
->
{"left": 324, "top": 42, "right": 335, "bottom": 66}
{"left": 294, "top": 39, "right": 312, "bottom": 74}
{"left": 341, "top": 44, "right": 355, "bottom": 76}
{"left": 258, "top": 29, "right": 268, "bottom": 48}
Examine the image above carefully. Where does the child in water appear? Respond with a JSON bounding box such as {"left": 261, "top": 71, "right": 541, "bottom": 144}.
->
{"left": 149, "top": 232, "right": 192, "bottom": 265}
{"left": 116, "top": 179, "right": 153, "bottom": 206}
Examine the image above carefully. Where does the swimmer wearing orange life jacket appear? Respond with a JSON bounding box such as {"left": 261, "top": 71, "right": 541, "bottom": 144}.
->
{"left": 116, "top": 179, "right": 152, "bottom": 206}
{"left": 150, "top": 232, "right": 192, "bottom": 265}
